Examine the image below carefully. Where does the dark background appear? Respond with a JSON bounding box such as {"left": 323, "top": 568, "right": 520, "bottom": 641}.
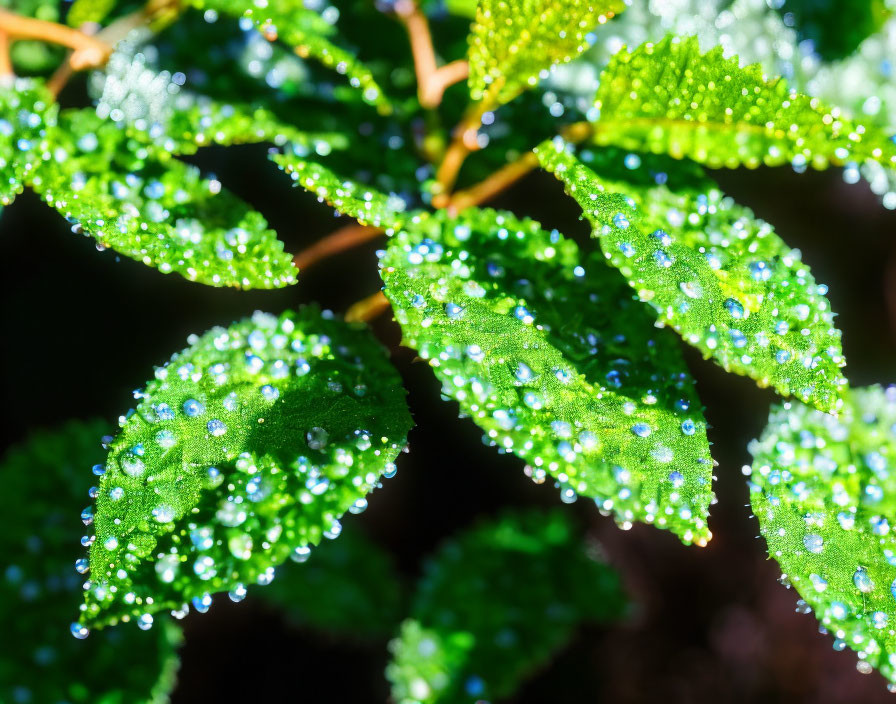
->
{"left": 2, "top": 143, "right": 896, "bottom": 703}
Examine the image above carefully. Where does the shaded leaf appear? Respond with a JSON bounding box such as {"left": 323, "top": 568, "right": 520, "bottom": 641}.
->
{"left": 386, "top": 509, "right": 626, "bottom": 703}
{"left": 80, "top": 307, "right": 412, "bottom": 629}
{"left": 28, "top": 108, "right": 297, "bottom": 288}
{"left": 591, "top": 35, "right": 896, "bottom": 174}
{"left": 272, "top": 151, "right": 410, "bottom": 229}
{"left": 0, "top": 421, "right": 182, "bottom": 704}
{"left": 258, "top": 525, "right": 402, "bottom": 638}
{"left": 748, "top": 386, "right": 896, "bottom": 685}
{"left": 536, "top": 139, "right": 847, "bottom": 413}
{"left": 191, "top": 0, "right": 394, "bottom": 113}
{"left": 380, "top": 207, "right": 714, "bottom": 544}
{"left": 0, "top": 78, "right": 56, "bottom": 206}
{"left": 468, "top": 0, "right": 625, "bottom": 106}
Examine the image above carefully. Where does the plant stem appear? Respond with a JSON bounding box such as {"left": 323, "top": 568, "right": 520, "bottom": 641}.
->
{"left": 0, "top": 10, "right": 111, "bottom": 70}
{"left": 445, "top": 151, "right": 539, "bottom": 213}
{"left": 395, "top": 0, "right": 468, "bottom": 109}
{"left": 345, "top": 291, "right": 391, "bottom": 323}
{"left": 293, "top": 223, "right": 384, "bottom": 271}
{"left": 0, "top": 31, "right": 12, "bottom": 81}
{"left": 432, "top": 101, "right": 491, "bottom": 206}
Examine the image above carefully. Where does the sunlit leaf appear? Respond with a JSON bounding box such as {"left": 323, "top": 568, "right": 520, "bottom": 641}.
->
{"left": 272, "top": 151, "right": 410, "bottom": 230}
{"left": 591, "top": 35, "right": 896, "bottom": 175}
{"left": 28, "top": 108, "right": 297, "bottom": 288}
{"left": 386, "top": 510, "right": 626, "bottom": 703}
{"left": 749, "top": 386, "right": 896, "bottom": 685}
{"left": 66, "top": 0, "right": 116, "bottom": 26}
{"left": 468, "top": 0, "right": 625, "bottom": 106}
{"left": 536, "top": 139, "right": 847, "bottom": 413}
{"left": 80, "top": 307, "right": 412, "bottom": 629}
{"left": 380, "top": 207, "right": 714, "bottom": 544}
{"left": 0, "top": 421, "right": 182, "bottom": 704}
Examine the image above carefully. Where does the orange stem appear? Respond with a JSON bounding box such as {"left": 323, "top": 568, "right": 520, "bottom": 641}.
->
{"left": 0, "top": 10, "right": 111, "bottom": 70}
{"left": 395, "top": 0, "right": 468, "bottom": 109}
{"left": 345, "top": 291, "right": 391, "bottom": 323}
{"left": 446, "top": 151, "right": 539, "bottom": 213}
{"left": 0, "top": 32, "right": 12, "bottom": 79}
{"left": 293, "top": 224, "right": 384, "bottom": 271}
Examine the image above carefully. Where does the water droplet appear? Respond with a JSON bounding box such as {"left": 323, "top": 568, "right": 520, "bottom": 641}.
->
{"left": 631, "top": 423, "right": 651, "bottom": 437}
{"left": 515, "top": 362, "right": 535, "bottom": 383}
{"left": 612, "top": 212, "right": 630, "bottom": 229}
{"left": 70, "top": 622, "right": 89, "bottom": 640}
{"left": 207, "top": 419, "right": 227, "bottom": 436}
{"left": 306, "top": 426, "right": 329, "bottom": 450}
{"left": 75, "top": 558, "right": 89, "bottom": 574}
{"left": 183, "top": 399, "right": 206, "bottom": 417}
{"left": 679, "top": 280, "right": 702, "bottom": 298}
{"left": 261, "top": 384, "right": 280, "bottom": 401}
{"left": 853, "top": 567, "right": 875, "bottom": 593}
{"left": 803, "top": 534, "right": 823, "bottom": 554}
{"left": 80, "top": 506, "right": 94, "bottom": 525}
{"left": 724, "top": 298, "right": 745, "bottom": 320}
{"left": 103, "top": 536, "right": 119, "bottom": 551}
{"left": 668, "top": 471, "right": 685, "bottom": 488}
{"left": 156, "top": 554, "right": 180, "bottom": 583}
{"left": 749, "top": 260, "right": 772, "bottom": 282}
{"left": 152, "top": 505, "right": 175, "bottom": 523}
{"left": 681, "top": 420, "right": 696, "bottom": 436}
{"left": 137, "top": 613, "right": 154, "bottom": 631}
{"left": 291, "top": 545, "right": 312, "bottom": 563}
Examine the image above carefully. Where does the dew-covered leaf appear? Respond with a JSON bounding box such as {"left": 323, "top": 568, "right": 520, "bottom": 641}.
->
{"left": 536, "top": 139, "right": 847, "bottom": 413}
{"left": 80, "top": 307, "right": 412, "bottom": 630}
{"left": 28, "top": 108, "right": 297, "bottom": 288}
{"left": 94, "top": 48, "right": 350, "bottom": 157}
{"left": 591, "top": 35, "right": 896, "bottom": 175}
{"left": 0, "top": 421, "right": 182, "bottom": 704}
{"left": 257, "top": 525, "right": 402, "bottom": 638}
{"left": 748, "top": 386, "right": 896, "bottom": 685}
{"left": 0, "top": 78, "right": 56, "bottom": 206}
{"left": 272, "top": 151, "right": 410, "bottom": 230}
{"left": 380, "top": 207, "right": 714, "bottom": 544}
{"left": 386, "top": 510, "right": 626, "bottom": 703}
{"left": 468, "top": 0, "right": 625, "bottom": 106}
{"left": 190, "top": 0, "right": 393, "bottom": 113}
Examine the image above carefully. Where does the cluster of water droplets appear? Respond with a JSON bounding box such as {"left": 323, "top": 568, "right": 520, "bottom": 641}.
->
{"left": 748, "top": 386, "right": 896, "bottom": 687}
{"left": 76, "top": 308, "right": 409, "bottom": 631}
{"left": 381, "top": 207, "right": 714, "bottom": 544}
{"left": 537, "top": 139, "right": 846, "bottom": 414}
{"left": 0, "top": 78, "right": 56, "bottom": 205}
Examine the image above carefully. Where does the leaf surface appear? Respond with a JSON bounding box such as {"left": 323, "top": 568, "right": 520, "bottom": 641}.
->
{"left": 380, "top": 207, "right": 714, "bottom": 543}
{"left": 81, "top": 307, "right": 411, "bottom": 629}
{"left": 749, "top": 386, "right": 896, "bottom": 685}
{"left": 0, "top": 421, "right": 182, "bottom": 704}
{"left": 386, "top": 510, "right": 626, "bottom": 703}
{"left": 536, "top": 139, "right": 847, "bottom": 413}
{"left": 0, "top": 78, "right": 56, "bottom": 206}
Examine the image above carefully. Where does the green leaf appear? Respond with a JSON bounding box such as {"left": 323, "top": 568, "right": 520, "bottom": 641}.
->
{"left": 272, "top": 151, "right": 410, "bottom": 230}
{"left": 535, "top": 139, "right": 847, "bottom": 413}
{"left": 257, "top": 525, "right": 402, "bottom": 638}
{"left": 467, "top": 0, "right": 625, "bottom": 106}
{"left": 386, "top": 510, "right": 626, "bottom": 703}
{"left": 380, "top": 207, "right": 714, "bottom": 544}
{"left": 28, "top": 108, "right": 297, "bottom": 288}
{"left": 191, "top": 0, "right": 394, "bottom": 114}
{"left": 0, "top": 421, "right": 182, "bottom": 704}
{"left": 591, "top": 35, "right": 896, "bottom": 174}
{"left": 0, "top": 78, "right": 56, "bottom": 206}
{"left": 67, "top": 0, "right": 117, "bottom": 26}
{"left": 748, "top": 385, "right": 896, "bottom": 685}
{"left": 95, "top": 48, "right": 350, "bottom": 157}
{"left": 80, "top": 307, "right": 412, "bottom": 630}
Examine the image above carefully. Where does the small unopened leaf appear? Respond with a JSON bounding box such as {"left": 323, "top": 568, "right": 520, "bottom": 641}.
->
{"left": 592, "top": 35, "right": 896, "bottom": 174}
{"left": 468, "top": 0, "right": 625, "bottom": 106}
{"left": 192, "top": 0, "right": 393, "bottom": 113}
{"left": 536, "top": 140, "right": 847, "bottom": 413}
{"left": 386, "top": 510, "right": 625, "bottom": 703}
{"left": 0, "top": 78, "right": 56, "bottom": 206}
{"left": 29, "top": 109, "right": 297, "bottom": 288}
{"left": 80, "top": 307, "right": 411, "bottom": 629}
{"left": 258, "top": 526, "right": 402, "bottom": 638}
{"left": 381, "top": 207, "right": 714, "bottom": 544}
{"left": 0, "top": 421, "right": 182, "bottom": 704}
{"left": 749, "top": 386, "right": 896, "bottom": 684}
{"left": 273, "top": 152, "right": 410, "bottom": 230}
